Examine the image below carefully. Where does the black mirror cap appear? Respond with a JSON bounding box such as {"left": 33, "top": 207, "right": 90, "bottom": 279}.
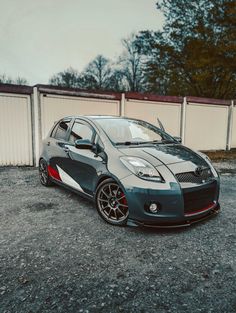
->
{"left": 75, "top": 139, "right": 93, "bottom": 150}
{"left": 174, "top": 136, "right": 182, "bottom": 143}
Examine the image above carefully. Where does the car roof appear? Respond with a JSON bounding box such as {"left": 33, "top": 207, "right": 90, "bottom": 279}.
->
{"left": 86, "top": 115, "right": 122, "bottom": 119}
{"left": 62, "top": 115, "right": 126, "bottom": 120}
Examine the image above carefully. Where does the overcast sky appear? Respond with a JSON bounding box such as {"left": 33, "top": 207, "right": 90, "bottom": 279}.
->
{"left": 0, "top": 0, "right": 164, "bottom": 84}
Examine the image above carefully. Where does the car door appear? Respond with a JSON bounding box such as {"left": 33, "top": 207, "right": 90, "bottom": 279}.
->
{"left": 47, "top": 118, "right": 72, "bottom": 174}
{"left": 60, "top": 119, "right": 105, "bottom": 196}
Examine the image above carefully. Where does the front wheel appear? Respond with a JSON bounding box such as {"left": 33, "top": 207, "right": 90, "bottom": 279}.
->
{"left": 95, "top": 179, "right": 129, "bottom": 226}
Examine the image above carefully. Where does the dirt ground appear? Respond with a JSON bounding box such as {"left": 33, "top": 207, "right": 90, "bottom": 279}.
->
{"left": 205, "top": 148, "right": 236, "bottom": 162}
{"left": 0, "top": 160, "right": 236, "bottom": 313}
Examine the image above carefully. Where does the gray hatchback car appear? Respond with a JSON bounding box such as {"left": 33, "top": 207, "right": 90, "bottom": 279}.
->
{"left": 39, "top": 115, "right": 220, "bottom": 228}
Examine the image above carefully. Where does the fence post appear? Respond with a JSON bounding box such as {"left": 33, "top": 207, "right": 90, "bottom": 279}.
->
{"left": 120, "top": 93, "right": 125, "bottom": 117}
{"left": 33, "top": 86, "right": 40, "bottom": 166}
{"left": 226, "top": 100, "right": 234, "bottom": 151}
{"left": 180, "top": 96, "right": 187, "bottom": 144}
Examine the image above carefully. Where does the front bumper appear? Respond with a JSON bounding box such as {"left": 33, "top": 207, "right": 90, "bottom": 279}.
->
{"left": 127, "top": 204, "right": 220, "bottom": 228}
{"left": 120, "top": 166, "right": 220, "bottom": 228}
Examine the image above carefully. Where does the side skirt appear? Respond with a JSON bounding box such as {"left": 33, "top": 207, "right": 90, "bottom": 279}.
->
{"left": 51, "top": 178, "right": 95, "bottom": 203}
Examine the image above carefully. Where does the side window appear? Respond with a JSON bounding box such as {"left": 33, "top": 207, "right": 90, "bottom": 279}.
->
{"left": 54, "top": 120, "right": 70, "bottom": 140}
{"left": 69, "top": 122, "right": 93, "bottom": 143}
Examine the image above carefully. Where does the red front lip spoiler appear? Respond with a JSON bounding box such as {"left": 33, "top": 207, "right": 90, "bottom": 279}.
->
{"left": 184, "top": 202, "right": 217, "bottom": 217}
{"left": 127, "top": 205, "right": 220, "bottom": 229}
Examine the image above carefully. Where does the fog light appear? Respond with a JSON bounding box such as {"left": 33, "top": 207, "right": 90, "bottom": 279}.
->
{"left": 149, "top": 203, "right": 159, "bottom": 213}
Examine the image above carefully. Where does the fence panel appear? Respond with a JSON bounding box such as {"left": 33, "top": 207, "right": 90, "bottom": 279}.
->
{"left": 185, "top": 102, "right": 228, "bottom": 150}
{"left": 231, "top": 105, "right": 236, "bottom": 148}
{"left": 124, "top": 99, "right": 182, "bottom": 137}
{"left": 0, "top": 93, "right": 33, "bottom": 165}
{"left": 40, "top": 94, "right": 120, "bottom": 139}
{"left": 0, "top": 84, "right": 234, "bottom": 168}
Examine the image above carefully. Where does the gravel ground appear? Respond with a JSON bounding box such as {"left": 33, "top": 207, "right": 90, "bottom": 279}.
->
{"left": 0, "top": 161, "right": 236, "bottom": 313}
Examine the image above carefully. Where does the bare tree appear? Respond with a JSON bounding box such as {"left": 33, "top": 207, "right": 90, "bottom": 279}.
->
{"left": 49, "top": 67, "right": 80, "bottom": 88}
{"left": 0, "top": 74, "right": 28, "bottom": 85}
{"left": 15, "top": 77, "right": 28, "bottom": 85}
{"left": 119, "top": 33, "right": 145, "bottom": 92}
{"left": 82, "top": 55, "right": 113, "bottom": 90}
{"left": 0, "top": 74, "right": 13, "bottom": 84}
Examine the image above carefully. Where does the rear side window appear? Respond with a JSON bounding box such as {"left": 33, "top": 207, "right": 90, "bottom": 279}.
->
{"left": 53, "top": 120, "right": 70, "bottom": 140}
{"left": 69, "top": 122, "right": 93, "bottom": 143}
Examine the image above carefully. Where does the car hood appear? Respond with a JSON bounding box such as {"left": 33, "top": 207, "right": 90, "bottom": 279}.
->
{"left": 118, "top": 144, "right": 207, "bottom": 167}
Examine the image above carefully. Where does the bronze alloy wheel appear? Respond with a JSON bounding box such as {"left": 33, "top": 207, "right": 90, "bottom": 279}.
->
{"left": 96, "top": 179, "right": 129, "bottom": 225}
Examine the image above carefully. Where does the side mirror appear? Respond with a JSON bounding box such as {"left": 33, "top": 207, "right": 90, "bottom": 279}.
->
{"left": 174, "top": 136, "right": 182, "bottom": 143}
{"left": 75, "top": 139, "right": 93, "bottom": 150}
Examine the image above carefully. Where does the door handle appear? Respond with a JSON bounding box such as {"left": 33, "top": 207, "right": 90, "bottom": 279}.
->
{"left": 47, "top": 141, "right": 50, "bottom": 146}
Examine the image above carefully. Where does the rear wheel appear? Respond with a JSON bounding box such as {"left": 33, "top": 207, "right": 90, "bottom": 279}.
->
{"left": 96, "top": 178, "right": 129, "bottom": 226}
{"left": 39, "top": 159, "right": 54, "bottom": 186}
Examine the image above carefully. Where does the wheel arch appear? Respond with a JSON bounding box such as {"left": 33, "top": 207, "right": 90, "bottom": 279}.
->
{"left": 95, "top": 175, "right": 114, "bottom": 190}
{"left": 95, "top": 174, "right": 128, "bottom": 200}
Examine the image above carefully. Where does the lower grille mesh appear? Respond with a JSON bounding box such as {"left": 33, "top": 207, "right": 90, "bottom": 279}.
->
{"left": 183, "top": 181, "right": 217, "bottom": 215}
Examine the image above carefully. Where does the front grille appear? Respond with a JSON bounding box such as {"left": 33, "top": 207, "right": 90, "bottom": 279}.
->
{"left": 183, "top": 181, "right": 217, "bottom": 215}
{"left": 176, "top": 168, "right": 213, "bottom": 184}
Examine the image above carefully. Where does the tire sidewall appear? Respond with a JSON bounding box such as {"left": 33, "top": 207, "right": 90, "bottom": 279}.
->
{"left": 95, "top": 178, "right": 128, "bottom": 226}
{"left": 39, "top": 159, "right": 53, "bottom": 187}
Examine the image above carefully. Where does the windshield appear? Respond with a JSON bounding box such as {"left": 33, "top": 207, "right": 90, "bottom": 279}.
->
{"left": 95, "top": 118, "right": 176, "bottom": 145}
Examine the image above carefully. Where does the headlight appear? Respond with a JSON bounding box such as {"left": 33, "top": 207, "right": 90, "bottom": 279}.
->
{"left": 197, "top": 151, "right": 219, "bottom": 177}
{"left": 120, "top": 156, "right": 163, "bottom": 182}
{"left": 197, "top": 151, "right": 211, "bottom": 161}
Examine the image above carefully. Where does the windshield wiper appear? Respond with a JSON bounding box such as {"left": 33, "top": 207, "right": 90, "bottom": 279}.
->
{"left": 115, "top": 141, "right": 142, "bottom": 146}
{"left": 116, "top": 140, "right": 163, "bottom": 146}
{"left": 142, "top": 140, "right": 162, "bottom": 144}
{"left": 116, "top": 139, "right": 175, "bottom": 146}
{"left": 134, "top": 139, "right": 175, "bottom": 145}
{"left": 161, "top": 139, "right": 175, "bottom": 144}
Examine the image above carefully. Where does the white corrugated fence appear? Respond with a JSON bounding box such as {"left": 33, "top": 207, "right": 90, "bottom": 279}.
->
{"left": 0, "top": 84, "right": 235, "bottom": 166}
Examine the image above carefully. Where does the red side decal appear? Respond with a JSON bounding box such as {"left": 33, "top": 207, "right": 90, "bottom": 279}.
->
{"left": 48, "top": 165, "right": 61, "bottom": 181}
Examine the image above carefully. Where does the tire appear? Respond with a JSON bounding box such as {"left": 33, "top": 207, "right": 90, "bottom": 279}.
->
{"left": 39, "top": 159, "right": 54, "bottom": 187}
{"left": 95, "top": 178, "right": 129, "bottom": 226}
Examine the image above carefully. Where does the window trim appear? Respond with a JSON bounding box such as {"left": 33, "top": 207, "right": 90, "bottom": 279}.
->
{"left": 50, "top": 122, "right": 59, "bottom": 138}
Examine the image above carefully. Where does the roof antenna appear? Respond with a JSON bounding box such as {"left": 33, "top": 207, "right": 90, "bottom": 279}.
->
{"left": 157, "top": 118, "right": 165, "bottom": 132}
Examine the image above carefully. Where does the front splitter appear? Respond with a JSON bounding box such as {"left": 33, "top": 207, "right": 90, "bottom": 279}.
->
{"left": 127, "top": 205, "right": 220, "bottom": 229}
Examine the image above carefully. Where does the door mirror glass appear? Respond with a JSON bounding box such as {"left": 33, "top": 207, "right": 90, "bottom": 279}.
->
{"left": 75, "top": 139, "right": 93, "bottom": 150}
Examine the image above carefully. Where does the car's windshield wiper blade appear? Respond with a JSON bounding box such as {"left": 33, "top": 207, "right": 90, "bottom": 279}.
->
{"left": 142, "top": 140, "right": 162, "bottom": 144}
{"left": 136, "top": 139, "right": 175, "bottom": 145}
{"left": 115, "top": 141, "right": 142, "bottom": 146}
{"left": 116, "top": 140, "right": 163, "bottom": 146}
{"left": 161, "top": 139, "right": 175, "bottom": 144}
{"left": 116, "top": 139, "right": 175, "bottom": 146}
